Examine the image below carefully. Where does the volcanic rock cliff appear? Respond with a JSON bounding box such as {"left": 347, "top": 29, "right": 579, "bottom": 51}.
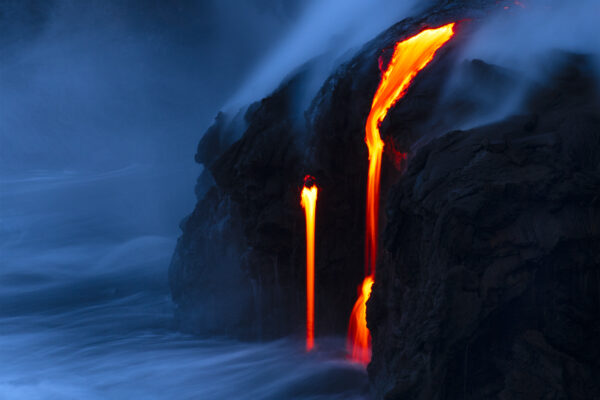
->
{"left": 170, "top": 2, "right": 600, "bottom": 398}
{"left": 368, "top": 55, "right": 600, "bottom": 399}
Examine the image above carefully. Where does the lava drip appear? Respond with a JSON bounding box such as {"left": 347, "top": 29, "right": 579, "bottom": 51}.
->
{"left": 301, "top": 175, "right": 318, "bottom": 351}
{"left": 347, "top": 23, "right": 456, "bottom": 365}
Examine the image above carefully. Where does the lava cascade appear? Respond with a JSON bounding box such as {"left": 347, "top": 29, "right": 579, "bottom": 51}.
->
{"left": 348, "top": 23, "right": 456, "bottom": 364}
{"left": 301, "top": 176, "right": 318, "bottom": 351}
{"left": 347, "top": 275, "right": 374, "bottom": 362}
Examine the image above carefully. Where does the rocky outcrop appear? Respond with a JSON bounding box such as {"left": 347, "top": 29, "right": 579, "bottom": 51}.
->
{"left": 369, "top": 55, "right": 600, "bottom": 399}
{"left": 169, "top": 10, "right": 478, "bottom": 338}
{"left": 168, "top": 184, "right": 252, "bottom": 335}
{"left": 171, "top": 67, "right": 322, "bottom": 338}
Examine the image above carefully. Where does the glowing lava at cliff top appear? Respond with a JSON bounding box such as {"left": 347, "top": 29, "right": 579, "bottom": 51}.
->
{"left": 349, "top": 22, "right": 456, "bottom": 365}
{"left": 301, "top": 176, "right": 318, "bottom": 351}
{"left": 364, "top": 22, "right": 455, "bottom": 277}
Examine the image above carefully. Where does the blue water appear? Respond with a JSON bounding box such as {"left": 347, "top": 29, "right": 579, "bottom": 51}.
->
{"left": 0, "top": 167, "right": 368, "bottom": 400}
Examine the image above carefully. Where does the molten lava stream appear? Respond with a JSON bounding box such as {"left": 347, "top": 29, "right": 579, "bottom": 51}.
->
{"left": 301, "top": 176, "right": 318, "bottom": 351}
{"left": 348, "top": 22, "right": 456, "bottom": 364}
{"left": 347, "top": 275, "right": 374, "bottom": 364}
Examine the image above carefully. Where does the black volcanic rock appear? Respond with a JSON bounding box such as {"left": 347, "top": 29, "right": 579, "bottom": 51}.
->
{"left": 169, "top": 185, "right": 252, "bottom": 335}
{"left": 369, "top": 55, "right": 600, "bottom": 399}
{"left": 171, "top": 71, "right": 310, "bottom": 338}
{"left": 170, "top": 0, "right": 506, "bottom": 339}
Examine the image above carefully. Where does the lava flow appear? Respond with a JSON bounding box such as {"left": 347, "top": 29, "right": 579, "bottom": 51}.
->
{"left": 348, "top": 23, "right": 456, "bottom": 365}
{"left": 301, "top": 175, "right": 318, "bottom": 351}
{"left": 347, "top": 275, "right": 374, "bottom": 363}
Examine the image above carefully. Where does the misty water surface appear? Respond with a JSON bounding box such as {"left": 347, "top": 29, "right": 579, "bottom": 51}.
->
{"left": 0, "top": 168, "right": 368, "bottom": 400}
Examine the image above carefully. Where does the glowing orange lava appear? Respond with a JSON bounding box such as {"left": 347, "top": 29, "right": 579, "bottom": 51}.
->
{"left": 301, "top": 176, "right": 318, "bottom": 351}
{"left": 348, "top": 22, "right": 456, "bottom": 364}
{"left": 347, "top": 275, "right": 374, "bottom": 364}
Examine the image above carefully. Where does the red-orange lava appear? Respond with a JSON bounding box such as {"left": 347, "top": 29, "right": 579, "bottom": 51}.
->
{"left": 348, "top": 22, "right": 456, "bottom": 365}
{"left": 347, "top": 275, "right": 374, "bottom": 364}
{"left": 301, "top": 176, "right": 318, "bottom": 351}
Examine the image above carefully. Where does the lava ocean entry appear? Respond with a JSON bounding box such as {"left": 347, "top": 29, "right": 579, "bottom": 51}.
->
{"left": 347, "top": 22, "right": 456, "bottom": 365}
{"left": 6, "top": 0, "right": 600, "bottom": 399}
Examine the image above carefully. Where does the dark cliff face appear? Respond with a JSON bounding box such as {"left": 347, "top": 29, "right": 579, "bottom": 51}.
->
{"left": 169, "top": 5, "right": 482, "bottom": 339}
{"left": 369, "top": 56, "right": 600, "bottom": 399}
{"left": 170, "top": 72, "right": 307, "bottom": 338}
{"left": 170, "top": 1, "right": 600, "bottom": 398}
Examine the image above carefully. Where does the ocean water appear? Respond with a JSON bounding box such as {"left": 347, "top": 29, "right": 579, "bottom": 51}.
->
{"left": 0, "top": 167, "right": 368, "bottom": 400}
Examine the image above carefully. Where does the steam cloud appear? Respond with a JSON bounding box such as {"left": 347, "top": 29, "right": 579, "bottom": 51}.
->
{"left": 226, "top": 0, "right": 422, "bottom": 111}
{"left": 443, "top": 0, "right": 600, "bottom": 130}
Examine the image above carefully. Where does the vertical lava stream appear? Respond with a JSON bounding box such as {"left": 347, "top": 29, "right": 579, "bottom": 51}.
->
{"left": 301, "top": 176, "right": 318, "bottom": 351}
{"left": 348, "top": 23, "right": 456, "bottom": 365}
